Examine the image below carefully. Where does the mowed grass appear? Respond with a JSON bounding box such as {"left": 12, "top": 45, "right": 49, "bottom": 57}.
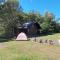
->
{"left": 0, "top": 33, "right": 60, "bottom": 60}
{"left": 38, "top": 33, "right": 60, "bottom": 40}
{"left": 0, "top": 41, "right": 60, "bottom": 60}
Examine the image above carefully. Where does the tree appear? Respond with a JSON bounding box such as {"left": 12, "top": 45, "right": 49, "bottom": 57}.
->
{"left": 41, "top": 11, "right": 55, "bottom": 34}
{"left": 26, "top": 11, "right": 43, "bottom": 24}
{"left": 0, "top": 0, "right": 21, "bottom": 38}
{"left": 7, "top": 0, "right": 19, "bottom": 10}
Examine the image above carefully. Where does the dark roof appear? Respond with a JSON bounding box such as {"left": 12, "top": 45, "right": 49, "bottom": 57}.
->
{"left": 23, "top": 21, "right": 33, "bottom": 28}
{"left": 34, "top": 22, "right": 41, "bottom": 29}
{"left": 17, "top": 21, "right": 41, "bottom": 29}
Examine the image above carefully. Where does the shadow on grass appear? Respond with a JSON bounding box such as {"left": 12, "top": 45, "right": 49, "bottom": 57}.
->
{"left": 28, "top": 32, "right": 56, "bottom": 38}
{"left": 0, "top": 38, "right": 13, "bottom": 43}
{"left": 0, "top": 33, "right": 13, "bottom": 43}
{"left": 0, "top": 32, "right": 57, "bottom": 42}
{"left": 16, "top": 39, "right": 30, "bottom": 41}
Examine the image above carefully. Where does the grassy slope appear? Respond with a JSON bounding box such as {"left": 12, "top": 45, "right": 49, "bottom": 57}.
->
{"left": 0, "top": 41, "right": 60, "bottom": 60}
{"left": 0, "top": 33, "right": 60, "bottom": 60}
{"left": 38, "top": 33, "right": 60, "bottom": 40}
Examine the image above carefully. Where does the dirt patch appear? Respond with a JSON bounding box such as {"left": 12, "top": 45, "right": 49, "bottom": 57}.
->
{"left": 29, "top": 37, "right": 60, "bottom": 45}
{"left": 0, "top": 43, "right": 6, "bottom": 48}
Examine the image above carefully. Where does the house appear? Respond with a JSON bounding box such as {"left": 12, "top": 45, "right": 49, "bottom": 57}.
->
{"left": 14, "top": 21, "right": 41, "bottom": 37}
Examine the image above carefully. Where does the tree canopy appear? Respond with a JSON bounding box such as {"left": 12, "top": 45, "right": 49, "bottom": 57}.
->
{"left": 0, "top": 0, "right": 60, "bottom": 38}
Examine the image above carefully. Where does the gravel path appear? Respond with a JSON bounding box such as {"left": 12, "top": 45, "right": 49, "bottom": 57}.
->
{"left": 0, "top": 43, "right": 6, "bottom": 48}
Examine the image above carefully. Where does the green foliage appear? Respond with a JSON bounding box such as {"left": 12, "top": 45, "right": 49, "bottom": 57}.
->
{"left": 0, "top": 0, "right": 20, "bottom": 38}
{"left": 17, "top": 11, "right": 60, "bottom": 34}
{"left": 40, "top": 12, "right": 56, "bottom": 34}
{"left": 0, "top": 1, "right": 60, "bottom": 38}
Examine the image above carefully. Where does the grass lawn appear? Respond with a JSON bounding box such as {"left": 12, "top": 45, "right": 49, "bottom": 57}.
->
{"left": 0, "top": 33, "right": 60, "bottom": 60}
{"left": 0, "top": 41, "right": 60, "bottom": 60}
{"left": 38, "top": 33, "right": 60, "bottom": 40}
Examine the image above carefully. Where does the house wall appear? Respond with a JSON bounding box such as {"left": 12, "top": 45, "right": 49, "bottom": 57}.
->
{"left": 14, "top": 22, "right": 40, "bottom": 37}
{"left": 28, "top": 24, "right": 37, "bottom": 35}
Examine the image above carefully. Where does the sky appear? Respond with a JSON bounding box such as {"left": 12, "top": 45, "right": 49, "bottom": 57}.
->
{"left": 18, "top": 0, "right": 60, "bottom": 19}
{"left": 0, "top": 0, "right": 60, "bottom": 19}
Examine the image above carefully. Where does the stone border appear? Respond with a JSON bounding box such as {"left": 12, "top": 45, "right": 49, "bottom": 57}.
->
{"left": 31, "top": 38, "right": 60, "bottom": 45}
